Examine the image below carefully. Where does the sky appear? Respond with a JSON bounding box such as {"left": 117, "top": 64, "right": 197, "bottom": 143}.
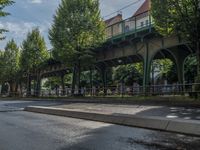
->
{"left": 0, "top": 0, "right": 145, "bottom": 50}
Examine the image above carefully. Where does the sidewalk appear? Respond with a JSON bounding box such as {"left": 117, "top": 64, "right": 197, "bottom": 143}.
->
{"left": 2, "top": 96, "right": 200, "bottom": 108}
{"left": 48, "top": 103, "right": 200, "bottom": 120}
{"left": 25, "top": 102, "right": 200, "bottom": 136}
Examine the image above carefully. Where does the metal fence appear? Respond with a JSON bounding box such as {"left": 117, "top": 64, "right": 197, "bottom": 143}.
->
{"left": 105, "top": 11, "right": 153, "bottom": 39}
{"left": 54, "top": 83, "right": 199, "bottom": 97}
{"left": 1, "top": 83, "right": 199, "bottom": 98}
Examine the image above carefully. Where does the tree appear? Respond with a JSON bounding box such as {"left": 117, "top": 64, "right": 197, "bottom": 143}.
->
{"left": 0, "top": 0, "right": 14, "bottom": 40}
{"left": 113, "top": 63, "right": 143, "bottom": 86}
{"left": 0, "top": 51, "right": 3, "bottom": 93}
{"left": 151, "top": 0, "right": 200, "bottom": 75}
{"left": 0, "top": 39, "right": 20, "bottom": 95}
{"left": 43, "top": 75, "right": 72, "bottom": 89}
{"left": 20, "top": 28, "right": 49, "bottom": 96}
{"left": 152, "top": 59, "right": 176, "bottom": 84}
{"left": 0, "top": 50, "right": 4, "bottom": 84}
{"left": 184, "top": 55, "right": 197, "bottom": 83}
{"left": 49, "top": 0, "right": 105, "bottom": 95}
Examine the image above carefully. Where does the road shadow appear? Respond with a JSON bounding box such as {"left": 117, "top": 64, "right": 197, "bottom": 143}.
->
{"left": 57, "top": 123, "right": 200, "bottom": 150}
{"left": 3, "top": 101, "right": 66, "bottom": 108}
{"left": 126, "top": 106, "right": 200, "bottom": 120}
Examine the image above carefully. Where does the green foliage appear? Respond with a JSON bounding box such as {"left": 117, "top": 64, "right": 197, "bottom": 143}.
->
{"left": 80, "top": 70, "right": 102, "bottom": 87}
{"left": 0, "top": 0, "right": 14, "bottom": 40}
{"left": 0, "top": 0, "right": 14, "bottom": 17}
{"left": 20, "top": 28, "right": 49, "bottom": 72}
{"left": 153, "top": 59, "right": 173, "bottom": 77}
{"left": 49, "top": 0, "right": 105, "bottom": 67}
{"left": 151, "top": 0, "right": 174, "bottom": 35}
{"left": 49, "top": 0, "right": 105, "bottom": 93}
{"left": 184, "top": 55, "right": 197, "bottom": 83}
{"left": 43, "top": 77, "right": 61, "bottom": 89}
{"left": 43, "top": 74, "right": 72, "bottom": 89}
{"left": 152, "top": 0, "right": 200, "bottom": 41}
{"left": 152, "top": 0, "right": 200, "bottom": 83}
{"left": 80, "top": 71, "right": 92, "bottom": 87}
{"left": 112, "top": 63, "right": 143, "bottom": 85}
{"left": 152, "top": 59, "right": 177, "bottom": 83}
{"left": 0, "top": 39, "right": 19, "bottom": 82}
{"left": 0, "top": 50, "right": 5, "bottom": 83}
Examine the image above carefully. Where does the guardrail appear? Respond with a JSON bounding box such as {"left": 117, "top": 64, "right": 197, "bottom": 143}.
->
{"left": 1, "top": 83, "right": 200, "bottom": 99}
{"left": 105, "top": 10, "right": 153, "bottom": 39}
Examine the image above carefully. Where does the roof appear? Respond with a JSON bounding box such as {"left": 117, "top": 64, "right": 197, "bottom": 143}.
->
{"left": 104, "top": 14, "right": 122, "bottom": 26}
{"left": 133, "top": 0, "right": 151, "bottom": 17}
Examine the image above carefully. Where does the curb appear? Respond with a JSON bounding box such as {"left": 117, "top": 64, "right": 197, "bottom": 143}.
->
{"left": 2, "top": 98, "right": 200, "bottom": 108}
{"left": 24, "top": 106, "right": 200, "bottom": 136}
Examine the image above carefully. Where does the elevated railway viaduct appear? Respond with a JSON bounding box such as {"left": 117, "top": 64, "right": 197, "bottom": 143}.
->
{"left": 29, "top": 11, "right": 193, "bottom": 95}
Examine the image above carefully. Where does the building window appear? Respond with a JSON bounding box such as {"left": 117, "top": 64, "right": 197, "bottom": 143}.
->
{"left": 146, "top": 20, "right": 149, "bottom": 26}
{"left": 141, "top": 21, "right": 144, "bottom": 27}
{"left": 125, "top": 25, "right": 130, "bottom": 32}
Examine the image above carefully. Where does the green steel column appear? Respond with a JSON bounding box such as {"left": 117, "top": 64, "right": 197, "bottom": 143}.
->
{"left": 176, "top": 57, "right": 185, "bottom": 84}
{"left": 169, "top": 48, "right": 187, "bottom": 94}
{"left": 171, "top": 49, "right": 186, "bottom": 84}
{"left": 103, "top": 69, "right": 107, "bottom": 96}
{"left": 176, "top": 55, "right": 186, "bottom": 95}
{"left": 61, "top": 74, "right": 65, "bottom": 96}
{"left": 89, "top": 68, "right": 93, "bottom": 96}
{"left": 36, "top": 76, "right": 41, "bottom": 97}
{"left": 143, "top": 42, "right": 151, "bottom": 94}
{"left": 27, "top": 73, "right": 31, "bottom": 97}
{"left": 100, "top": 66, "right": 107, "bottom": 96}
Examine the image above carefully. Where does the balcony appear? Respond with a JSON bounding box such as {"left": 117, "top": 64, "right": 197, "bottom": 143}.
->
{"left": 105, "top": 11, "right": 154, "bottom": 41}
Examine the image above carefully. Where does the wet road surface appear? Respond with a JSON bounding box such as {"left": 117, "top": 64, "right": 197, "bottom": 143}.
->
{"left": 0, "top": 100, "right": 200, "bottom": 150}
{"left": 2, "top": 100, "right": 200, "bottom": 121}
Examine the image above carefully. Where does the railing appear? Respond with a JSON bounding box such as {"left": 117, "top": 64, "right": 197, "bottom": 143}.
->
{"left": 105, "top": 11, "right": 153, "bottom": 39}
{"left": 1, "top": 83, "right": 200, "bottom": 99}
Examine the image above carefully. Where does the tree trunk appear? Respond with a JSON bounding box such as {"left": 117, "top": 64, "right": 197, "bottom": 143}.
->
{"left": 55, "top": 85, "right": 59, "bottom": 96}
{"left": 9, "top": 82, "right": 15, "bottom": 96}
{"left": 15, "top": 82, "right": 18, "bottom": 96}
{"left": 194, "top": 40, "right": 200, "bottom": 98}
{"left": 77, "top": 59, "right": 81, "bottom": 95}
{"left": 19, "top": 82, "right": 23, "bottom": 97}
{"left": 36, "top": 77, "right": 41, "bottom": 97}
{"left": 197, "top": 40, "right": 200, "bottom": 74}
{"left": 27, "top": 73, "right": 31, "bottom": 97}
{"left": 61, "top": 74, "right": 65, "bottom": 96}
{"left": 71, "top": 60, "right": 82, "bottom": 96}
{"left": 33, "top": 79, "right": 37, "bottom": 97}
{"left": 71, "top": 65, "right": 77, "bottom": 95}
{"left": 0, "top": 83, "right": 2, "bottom": 95}
{"left": 90, "top": 68, "right": 93, "bottom": 96}
{"left": 9, "top": 81, "right": 16, "bottom": 97}
{"left": 101, "top": 67, "right": 107, "bottom": 96}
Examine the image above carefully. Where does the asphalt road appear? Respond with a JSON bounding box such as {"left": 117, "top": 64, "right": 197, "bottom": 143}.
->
{"left": 0, "top": 100, "right": 200, "bottom": 150}
{"left": 2, "top": 100, "right": 200, "bottom": 120}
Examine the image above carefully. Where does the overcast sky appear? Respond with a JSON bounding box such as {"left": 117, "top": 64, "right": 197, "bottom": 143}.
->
{"left": 0, "top": 0, "right": 145, "bottom": 49}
